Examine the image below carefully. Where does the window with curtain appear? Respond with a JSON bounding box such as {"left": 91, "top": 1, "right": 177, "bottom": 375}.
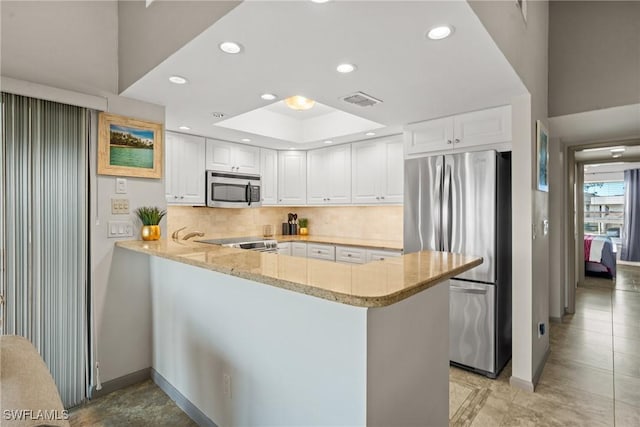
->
{"left": 1, "top": 92, "right": 90, "bottom": 407}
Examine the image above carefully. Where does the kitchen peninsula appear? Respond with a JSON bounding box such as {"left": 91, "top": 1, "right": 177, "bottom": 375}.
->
{"left": 116, "top": 239, "right": 481, "bottom": 426}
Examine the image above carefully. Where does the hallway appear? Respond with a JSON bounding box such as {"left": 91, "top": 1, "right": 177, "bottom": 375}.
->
{"left": 450, "top": 265, "right": 640, "bottom": 426}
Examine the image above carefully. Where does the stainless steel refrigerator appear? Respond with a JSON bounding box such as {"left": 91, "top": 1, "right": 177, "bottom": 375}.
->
{"left": 404, "top": 150, "right": 511, "bottom": 378}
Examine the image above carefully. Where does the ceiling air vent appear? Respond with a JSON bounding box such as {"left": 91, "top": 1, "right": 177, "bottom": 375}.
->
{"left": 340, "top": 92, "right": 383, "bottom": 107}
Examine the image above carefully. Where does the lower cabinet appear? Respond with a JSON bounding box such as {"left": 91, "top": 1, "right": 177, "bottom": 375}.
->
{"left": 277, "top": 242, "right": 291, "bottom": 256}
{"left": 291, "top": 242, "right": 307, "bottom": 258}
{"left": 279, "top": 241, "right": 402, "bottom": 264}
{"left": 306, "top": 243, "right": 336, "bottom": 261}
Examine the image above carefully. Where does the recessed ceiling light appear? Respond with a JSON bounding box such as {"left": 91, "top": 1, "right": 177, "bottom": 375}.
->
{"left": 178, "top": 126, "right": 191, "bottom": 130}
{"left": 285, "top": 95, "right": 316, "bottom": 111}
{"left": 211, "top": 112, "right": 225, "bottom": 119}
{"left": 427, "top": 25, "right": 453, "bottom": 40}
{"left": 261, "top": 93, "right": 277, "bottom": 101}
{"left": 365, "top": 132, "right": 376, "bottom": 136}
{"left": 324, "top": 140, "right": 333, "bottom": 144}
{"left": 169, "top": 75, "right": 188, "bottom": 84}
{"left": 219, "top": 41, "right": 242, "bottom": 54}
{"left": 336, "top": 63, "right": 356, "bottom": 73}
{"left": 241, "top": 138, "right": 251, "bottom": 142}
{"left": 289, "top": 147, "right": 296, "bottom": 150}
{"left": 311, "top": 0, "right": 331, "bottom": 3}
{"left": 610, "top": 147, "right": 626, "bottom": 153}
{"left": 612, "top": 153, "right": 622, "bottom": 158}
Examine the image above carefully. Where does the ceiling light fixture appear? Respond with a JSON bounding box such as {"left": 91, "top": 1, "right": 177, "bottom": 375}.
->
{"left": 336, "top": 63, "right": 356, "bottom": 73}
{"left": 310, "top": 0, "right": 331, "bottom": 3}
{"left": 211, "top": 112, "right": 225, "bottom": 119}
{"left": 365, "top": 132, "right": 376, "bottom": 136}
{"left": 219, "top": 41, "right": 242, "bottom": 54}
{"left": 284, "top": 95, "right": 316, "bottom": 111}
{"left": 261, "top": 93, "right": 277, "bottom": 101}
{"left": 241, "top": 138, "right": 251, "bottom": 142}
{"left": 169, "top": 75, "right": 188, "bottom": 84}
{"left": 324, "top": 140, "right": 333, "bottom": 144}
{"left": 610, "top": 147, "right": 626, "bottom": 153}
{"left": 612, "top": 153, "right": 622, "bottom": 159}
{"left": 178, "top": 126, "right": 191, "bottom": 130}
{"left": 427, "top": 25, "right": 453, "bottom": 40}
{"left": 289, "top": 147, "right": 296, "bottom": 150}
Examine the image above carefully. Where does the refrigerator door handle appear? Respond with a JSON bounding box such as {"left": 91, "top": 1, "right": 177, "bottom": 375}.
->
{"left": 450, "top": 285, "right": 487, "bottom": 295}
{"left": 434, "top": 162, "right": 443, "bottom": 251}
{"left": 443, "top": 163, "right": 452, "bottom": 252}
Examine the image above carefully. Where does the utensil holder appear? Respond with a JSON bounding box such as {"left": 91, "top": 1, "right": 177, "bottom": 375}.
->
{"left": 282, "top": 223, "right": 290, "bottom": 235}
{"left": 290, "top": 224, "right": 298, "bottom": 235}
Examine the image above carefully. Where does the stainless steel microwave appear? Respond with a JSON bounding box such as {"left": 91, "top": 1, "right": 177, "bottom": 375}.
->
{"left": 206, "top": 170, "right": 262, "bottom": 208}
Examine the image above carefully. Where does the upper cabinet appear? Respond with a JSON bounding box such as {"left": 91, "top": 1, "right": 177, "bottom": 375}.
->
{"left": 307, "top": 144, "right": 351, "bottom": 205}
{"left": 278, "top": 151, "right": 307, "bottom": 205}
{"left": 205, "top": 139, "right": 260, "bottom": 174}
{"left": 404, "top": 105, "right": 512, "bottom": 156}
{"left": 260, "top": 148, "right": 278, "bottom": 205}
{"left": 352, "top": 136, "right": 404, "bottom": 204}
{"left": 165, "top": 132, "right": 206, "bottom": 205}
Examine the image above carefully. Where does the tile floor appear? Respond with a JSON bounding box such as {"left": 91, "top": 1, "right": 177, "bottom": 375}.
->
{"left": 70, "top": 264, "right": 640, "bottom": 426}
{"left": 450, "top": 263, "right": 640, "bottom": 426}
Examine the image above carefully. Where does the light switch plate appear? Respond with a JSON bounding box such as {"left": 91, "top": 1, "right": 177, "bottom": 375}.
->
{"left": 111, "top": 198, "right": 130, "bottom": 215}
{"left": 107, "top": 220, "right": 134, "bottom": 238}
{"left": 116, "top": 178, "right": 127, "bottom": 194}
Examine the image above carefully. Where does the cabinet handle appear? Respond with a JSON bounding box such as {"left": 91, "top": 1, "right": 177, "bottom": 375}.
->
{"left": 327, "top": 198, "right": 330, "bottom": 201}
{"left": 347, "top": 254, "right": 352, "bottom": 257}
{"left": 381, "top": 196, "right": 385, "bottom": 200}
{"left": 180, "top": 196, "right": 185, "bottom": 199}
{"left": 174, "top": 195, "right": 178, "bottom": 199}
{"left": 376, "top": 196, "right": 380, "bottom": 200}
{"left": 447, "top": 139, "right": 452, "bottom": 144}
{"left": 455, "top": 138, "right": 461, "bottom": 144}
{"left": 380, "top": 257, "right": 385, "bottom": 261}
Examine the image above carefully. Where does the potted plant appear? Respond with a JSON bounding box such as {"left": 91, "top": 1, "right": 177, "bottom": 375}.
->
{"left": 298, "top": 218, "right": 309, "bottom": 235}
{"left": 134, "top": 206, "right": 166, "bottom": 241}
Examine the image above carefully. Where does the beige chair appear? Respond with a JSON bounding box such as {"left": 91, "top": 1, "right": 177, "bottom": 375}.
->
{"left": 0, "top": 335, "right": 70, "bottom": 427}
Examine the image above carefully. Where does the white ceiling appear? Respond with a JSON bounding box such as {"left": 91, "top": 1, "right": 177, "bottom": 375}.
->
{"left": 122, "top": 0, "right": 526, "bottom": 150}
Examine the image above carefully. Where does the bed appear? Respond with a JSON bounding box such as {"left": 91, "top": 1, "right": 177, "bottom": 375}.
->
{"left": 584, "top": 235, "right": 617, "bottom": 278}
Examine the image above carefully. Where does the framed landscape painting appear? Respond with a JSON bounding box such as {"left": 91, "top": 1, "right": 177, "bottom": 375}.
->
{"left": 536, "top": 120, "right": 549, "bottom": 192}
{"left": 98, "top": 113, "right": 163, "bottom": 179}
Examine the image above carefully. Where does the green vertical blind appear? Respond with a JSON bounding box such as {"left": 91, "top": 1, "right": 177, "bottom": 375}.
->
{"left": 1, "top": 92, "right": 89, "bottom": 407}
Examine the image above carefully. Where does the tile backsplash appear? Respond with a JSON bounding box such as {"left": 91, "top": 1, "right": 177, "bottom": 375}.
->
{"left": 168, "top": 205, "right": 403, "bottom": 242}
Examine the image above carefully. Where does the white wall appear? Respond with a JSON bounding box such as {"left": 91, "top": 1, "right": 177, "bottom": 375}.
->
{"left": 468, "top": 0, "right": 550, "bottom": 388}
{"left": 1, "top": 0, "right": 166, "bottom": 386}
{"left": 548, "top": 1, "right": 640, "bottom": 117}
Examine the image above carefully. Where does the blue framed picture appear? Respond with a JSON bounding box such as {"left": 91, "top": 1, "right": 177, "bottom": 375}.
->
{"left": 536, "top": 120, "right": 549, "bottom": 192}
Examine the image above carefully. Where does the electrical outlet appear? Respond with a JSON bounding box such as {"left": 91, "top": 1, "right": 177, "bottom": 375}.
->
{"left": 538, "top": 322, "right": 546, "bottom": 338}
{"left": 116, "top": 178, "right": 127, "bottom": 194}
{"left": 223, "top": 373, "right": 232, "bottom": 398}
{"left": 111, "top": 198, "right": 130, "bottom": 214}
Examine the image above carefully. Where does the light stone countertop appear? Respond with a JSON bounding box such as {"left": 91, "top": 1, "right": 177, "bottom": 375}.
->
{"left": 274, "top": 235, "right": 403, "bottom": 251}
{"left": 116, "top": 239, "right": 482, "bottom": 308}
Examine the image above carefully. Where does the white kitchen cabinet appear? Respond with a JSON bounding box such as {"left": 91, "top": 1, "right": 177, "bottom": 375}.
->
{"left": 277, "top": 242, "right": 291, "bottom": 256}
{"left": 278, "top": 151, "right": 307, "bottom": 205}
{"left": 404, "top": 105, "right": 511, "bottom": 156}
{"left": 291, "top": 242, "right": 307, "bottom": 258}
{"left": 335, "top": 245, "right": 366, "bottom": 264}
{"left": 306, "top": 243, "right": 336, "bottom": 262}
{"left": 365, "top": 249, "right": 403, "bottom": 262}
{"left": 352, "top": 136, "right": 404, "bottom": 204}
{"left": 165, "top": 132, "right": 206, "bottom": 205}
{"left": 260, "top": 148, "right": 278, "bottom": 205}
{"left": 205, "top": 139, "right": 260, "bottom": 174}
{"left": 307, "top": 144, "right": 351, "bottom": 205}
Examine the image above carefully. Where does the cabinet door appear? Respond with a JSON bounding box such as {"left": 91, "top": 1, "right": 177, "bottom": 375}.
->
{"left": 366, "top": 249, "right": 402, "bottom": 262}
{"left": 351, "top": 141, "right": 382, "bottom": 204}
{"left": 260, "top": 148, "right": 278, "bottom": 205}
{"left": 326, "top": 144, "right": 351, "bottom": 204}
{"left": 404, "top": 116, "right": 454, "bottom": 155}
{"left": 335, "top": 245, "right": 366, "bottom": 264}
{"left": 234, "top": 144, "right": 260, "bottom": 174}
{"left": 381, "top": 137, "right": 404, "bottom": 204}
{"left": 306, "top": 149, "right": 327, "bottom": 204}
{"left": 306, "top": 243, "right": 336, "bottom": 261}
{"left": 277, "top": 242, "right": 291, "bottom": 256}
{"left": 453, "top": 105, "right": 511, "bottom": 148}
{"left": 291, "top": 242, "right": 307, "bottom": 258}
{"left": 205, "top": 139, "right": 234, "bottom": 171}
{"left": 278, "top": 151, "right": 307, "bottom": 205}
{"left": 165, "top": 132, "right": 205, "bottom": 205}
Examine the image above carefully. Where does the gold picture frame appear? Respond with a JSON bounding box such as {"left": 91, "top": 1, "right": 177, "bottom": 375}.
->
{"left": 98, "top": 112, "right": 163, "bottom": 179}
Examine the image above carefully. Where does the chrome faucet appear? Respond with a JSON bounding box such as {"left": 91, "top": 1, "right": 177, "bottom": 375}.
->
{"left": 183, "top": 231, "right": 205, "bottom": 241}
{"left": 171, "top": 226, "right": 187, "bottom": 240}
